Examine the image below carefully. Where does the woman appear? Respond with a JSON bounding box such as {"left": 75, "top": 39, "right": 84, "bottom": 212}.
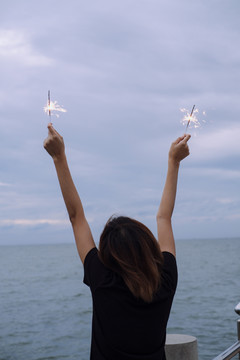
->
{"left": 44, "top": 124, "right": 191, "bottom": 360}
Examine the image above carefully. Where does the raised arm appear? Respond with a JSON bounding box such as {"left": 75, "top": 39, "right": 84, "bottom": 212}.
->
{"left": 43, "top": 124, "right": 95, "bottom": 263}
{"left": 156, "top": 134, "right": 191, "bottom": 256}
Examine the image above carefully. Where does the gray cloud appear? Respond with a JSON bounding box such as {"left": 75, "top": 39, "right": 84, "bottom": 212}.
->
{"left": 0, "top": 0, "right": 240, "bottom": 243}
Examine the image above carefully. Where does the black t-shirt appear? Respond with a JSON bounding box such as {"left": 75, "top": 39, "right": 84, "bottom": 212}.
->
{"left": 84, "top": 247, "right": 177, "bottom": 360}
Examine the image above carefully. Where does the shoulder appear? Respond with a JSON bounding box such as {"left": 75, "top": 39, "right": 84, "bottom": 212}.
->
{"left": 84, "top": 247, "right": 99, "bottom": 267}
{"left": 161, "top": 251, "right": 178, "bottom": 292}
{"left": 162, "top": 251, "right": 177, "bottom": 266}
{"left": 84, "top": 247, "right": 102, "bottom": 276}
{"left": 83, "top": 247, "right": 111, "bottom": 289}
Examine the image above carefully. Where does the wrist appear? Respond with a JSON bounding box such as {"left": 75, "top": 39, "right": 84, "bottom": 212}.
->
{"left": 53, "top": 152, "right": 66, "bottom": 163}
{"left": 168, "top": 157, "right": 180, "bottom": 168}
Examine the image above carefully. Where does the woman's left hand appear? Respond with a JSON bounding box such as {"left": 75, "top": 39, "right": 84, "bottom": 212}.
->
{"left": 43, "top": 123, "right": 65, "bottom": 161}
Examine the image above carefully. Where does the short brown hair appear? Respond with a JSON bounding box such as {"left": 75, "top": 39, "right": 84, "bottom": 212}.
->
{"left": 99, "top": 216, "right": 163, "bottom": 303}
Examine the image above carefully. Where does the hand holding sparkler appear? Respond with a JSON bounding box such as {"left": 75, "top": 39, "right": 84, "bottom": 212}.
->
{"left": 43, "top": 123, "right": 65, "bottom": 161}
{"left": 168, "top": 134, "right": 191, "bottom": 165}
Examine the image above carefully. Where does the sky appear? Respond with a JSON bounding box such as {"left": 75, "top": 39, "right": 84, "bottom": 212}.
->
{"left": 0, "top": 0, "right": 240, "bottom": 245}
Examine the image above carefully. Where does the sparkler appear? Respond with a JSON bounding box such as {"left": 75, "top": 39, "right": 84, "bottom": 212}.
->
{"left": 44, "top": 90, "right": 67, "bottom": 120}
{"left": 48, "top": 90, "right": 51, "bottom": 118}
{"left": 186, "top": 105, "right": 195, "bottom": 132}
{"left": 180, "top": 105, "right": 200, "bottom": 131}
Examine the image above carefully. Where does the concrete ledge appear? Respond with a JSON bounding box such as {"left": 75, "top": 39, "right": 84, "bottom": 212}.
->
{"left": 165, "top": 334, "right": 198, "bottom": 360}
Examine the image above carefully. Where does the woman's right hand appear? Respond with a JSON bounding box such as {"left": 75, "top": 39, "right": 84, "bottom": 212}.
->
{"left": 43, "top": 123, "right": 65, "bottom": 161}
{"left": 168, "top": 134, "right": 191, "bottom": 164}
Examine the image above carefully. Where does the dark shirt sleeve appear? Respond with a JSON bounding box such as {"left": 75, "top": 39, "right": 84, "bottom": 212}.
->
{"left": 83, "top": 247, "right": 110, "bottom": 291}
{"left": 83, "top": 247, "right": 98, "bottom": 287}
{"left": 161, "top": 251, "right": 178, "bottom": 294}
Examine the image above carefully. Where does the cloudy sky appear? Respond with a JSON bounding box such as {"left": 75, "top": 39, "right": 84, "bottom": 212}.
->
{"left": 0, "top": 0, "right": 240, "bottom": 245}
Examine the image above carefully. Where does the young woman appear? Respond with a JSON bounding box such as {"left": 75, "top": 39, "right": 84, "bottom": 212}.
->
{"left": 44, "top": 124, "right": 191, "bottom": 360}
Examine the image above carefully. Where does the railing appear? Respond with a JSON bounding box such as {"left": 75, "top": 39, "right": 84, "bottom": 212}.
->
{"left": 212, "top": 340, "right": 240, "bottom": 360}
{"left": 212, "top": 303, "right": 240, "bottom": 360}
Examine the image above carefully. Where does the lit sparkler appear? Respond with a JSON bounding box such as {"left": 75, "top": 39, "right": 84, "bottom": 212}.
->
{"left": 48, "top": 90, "right": 51, "bottom": 118}
{"left": 180, "top": 105, "right": 200, "bottom": 132}
{"left": 186, "top": 105, "right": 195, "bottom": 131}
{"left": 44, "top": 90, "right": 67, "bottom": 119}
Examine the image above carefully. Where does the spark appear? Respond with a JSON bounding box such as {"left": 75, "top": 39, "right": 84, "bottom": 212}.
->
{"left": 44, "top": 90, "right": 67, "bottom": 119}
{"left": 180, "top": 105, "right": 200, "bottom": 131}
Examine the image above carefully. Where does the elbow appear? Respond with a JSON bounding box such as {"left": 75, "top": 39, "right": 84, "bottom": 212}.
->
{"left": 69, "top": 208, "right": 78, "bottom": 224}
{"left": 69, "top": 211, "right": 85, "bottom": 226}
{"left": 156, "top": 213, "right": 172, "bottom": 223}
{"left": 69, "top": 214, "right": 76, "bottom": 225}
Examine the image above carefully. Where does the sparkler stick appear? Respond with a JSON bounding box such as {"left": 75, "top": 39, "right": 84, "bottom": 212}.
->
{"left": 185, "top": 105, "right": 195, "bottom": 132}
{"left": 48, "top": 90, "right": 51, "bottom": 119}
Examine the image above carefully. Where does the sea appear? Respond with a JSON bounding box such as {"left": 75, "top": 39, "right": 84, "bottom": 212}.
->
{"left": 0, "top": 237, "right": 239, "bottom": 360}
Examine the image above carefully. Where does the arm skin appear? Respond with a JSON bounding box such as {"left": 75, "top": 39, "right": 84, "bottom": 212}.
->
{"left": 156, "top": 134, "right": 191, "bottom": 257}
{"left": 43, "top": 124, "right": 95, "bottom": 263}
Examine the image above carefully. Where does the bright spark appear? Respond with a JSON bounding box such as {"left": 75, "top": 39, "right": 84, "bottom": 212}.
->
{"left": 44, "top": 92, "right": 67, "bottom": 118}
{"left": 180, "top": 106, "right": 200, "bottom": 130}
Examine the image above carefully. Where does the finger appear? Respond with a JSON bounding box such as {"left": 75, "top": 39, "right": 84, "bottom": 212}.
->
{"left": 174, "top": 135, "right": 185, "bottom": 144}
{"left": 43, "top": 138, "right": 48, "bottom": 149}
{"left": 181, "top": 134, "right": 191, "bottom": 143}
{"left": 48, "top": 123, "right": 54, "bottom": 133}
{"left": 47, "top": 123, "right": 62, "bottom": 138}
{"left": 54, "top": 128, "right": 62, "bottom": 138}
{"left": 47, "top": 123, "right": 57, "bottom": 136}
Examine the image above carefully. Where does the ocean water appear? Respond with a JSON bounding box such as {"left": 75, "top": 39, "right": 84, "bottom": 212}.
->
{"left": 0, "top": 238, "right": 239, "bottom": 360}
